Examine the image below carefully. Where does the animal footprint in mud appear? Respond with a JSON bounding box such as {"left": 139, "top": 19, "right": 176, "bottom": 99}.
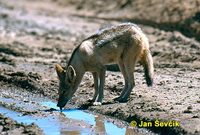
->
{"left": 93, "top": 102, "right": 102, "bottom": 106}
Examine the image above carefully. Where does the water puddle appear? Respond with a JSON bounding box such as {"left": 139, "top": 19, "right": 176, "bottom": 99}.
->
{"left": 0, "top": 98, "right": 140, "bottom": 135}
{"left": 41, "top": 102, "right": 131, "bottom": 135}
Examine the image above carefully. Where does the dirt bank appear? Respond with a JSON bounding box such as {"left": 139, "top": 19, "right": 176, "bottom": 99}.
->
{"left": 0, "top": 114, "right": 42, "bottom": 135}
{"left": 57, "top": 0, "right": 200, "bottom": 41}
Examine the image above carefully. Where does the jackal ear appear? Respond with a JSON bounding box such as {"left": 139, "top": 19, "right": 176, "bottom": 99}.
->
{"left": 67, "top": 65, "right": 76, "bottom": 83}
{"left": 55, "top": 64, "right": 66, "bottom": 80}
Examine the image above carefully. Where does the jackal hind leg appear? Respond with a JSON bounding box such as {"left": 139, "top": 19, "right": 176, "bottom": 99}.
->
{"left": 93, "top": 67, "right": 106, "bottom": 106}
{"left": 119, "top": 64, "right": 135, "bottom": 102}
{"left": 117, "top": 50, "right": 139, "bottom": 102}
{"left": 120, "top": 46, "right": 143, "bottom": 102}
{"left": 117, "top": 65, "right": 135, "bottom": 102}
{"left": 114, "top": 58, "right": 129, "bottom": 102}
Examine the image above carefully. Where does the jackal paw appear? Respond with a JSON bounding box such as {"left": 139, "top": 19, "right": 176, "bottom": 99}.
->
{"left": 93, "top": 102, "right": 102, "bottom": 106}
{"left": 118, "top": 99, "right": 128, "bottom": 103}
{"left": 114, "top": 97, "right": 128, "bottom": 103}
{"left": 114, "top": 97, "right": 122, "bottom": 101}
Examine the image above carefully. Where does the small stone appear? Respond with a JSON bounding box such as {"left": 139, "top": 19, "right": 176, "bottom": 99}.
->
{"left": 192, "top": 115, "right": 199, "bottom": 118}
{"left": 187, "top": 106, "right": 193, "bottom": 110}
{"left": 188, "top": 86, "right": 193, "bottom": 88}
{"left": 4, "top": 118, "right": 12, "bottom": 124}
{"left": 183, "top": 110, "right": 192, "bottom": 113}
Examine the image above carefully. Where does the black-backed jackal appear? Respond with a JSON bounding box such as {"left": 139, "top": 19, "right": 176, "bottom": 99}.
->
{"left": 55, "top": 23, "right": 154, "bottom": 109}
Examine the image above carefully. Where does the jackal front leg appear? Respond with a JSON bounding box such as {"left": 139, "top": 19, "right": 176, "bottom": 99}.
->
{"left": 93, "top": 68, "right": 106, "bottom": 106}
{"left": 91, "top": 72, "right": 98, "bottom": 102}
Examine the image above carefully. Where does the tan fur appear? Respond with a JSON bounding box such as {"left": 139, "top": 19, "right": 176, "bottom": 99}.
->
{"left": 56, "top": 23, "right": 154, "bottom": 109}
{"left": 55, "top": 64, "right": 64, "bottom": 74}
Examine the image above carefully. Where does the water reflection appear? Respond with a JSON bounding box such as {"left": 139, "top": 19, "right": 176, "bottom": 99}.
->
{"left": 95, "top": 115, "right": 106, "bottom": 134}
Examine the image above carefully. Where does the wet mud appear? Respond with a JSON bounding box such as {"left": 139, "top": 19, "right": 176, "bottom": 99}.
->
{"left": 0, "top": 0, "right": 200, "bottom": 134}
{"left": 0, "top": 112, "right": 42, "bottom": 135}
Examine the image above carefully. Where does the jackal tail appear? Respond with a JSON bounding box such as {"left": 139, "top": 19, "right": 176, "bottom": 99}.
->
{"left": 141, "top": 49, "right": 154, "bottom": 86}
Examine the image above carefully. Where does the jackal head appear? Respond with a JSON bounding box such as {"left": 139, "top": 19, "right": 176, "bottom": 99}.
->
{"left": 55, "top": 64, "right": 77, "bottom": 109}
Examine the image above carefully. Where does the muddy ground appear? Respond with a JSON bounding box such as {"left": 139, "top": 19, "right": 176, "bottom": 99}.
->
{"left": 0, "top": 0, "right": 200, "bottom": 134}
{"left": 0, "top": 113, "right": 42, "bottom": 135}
